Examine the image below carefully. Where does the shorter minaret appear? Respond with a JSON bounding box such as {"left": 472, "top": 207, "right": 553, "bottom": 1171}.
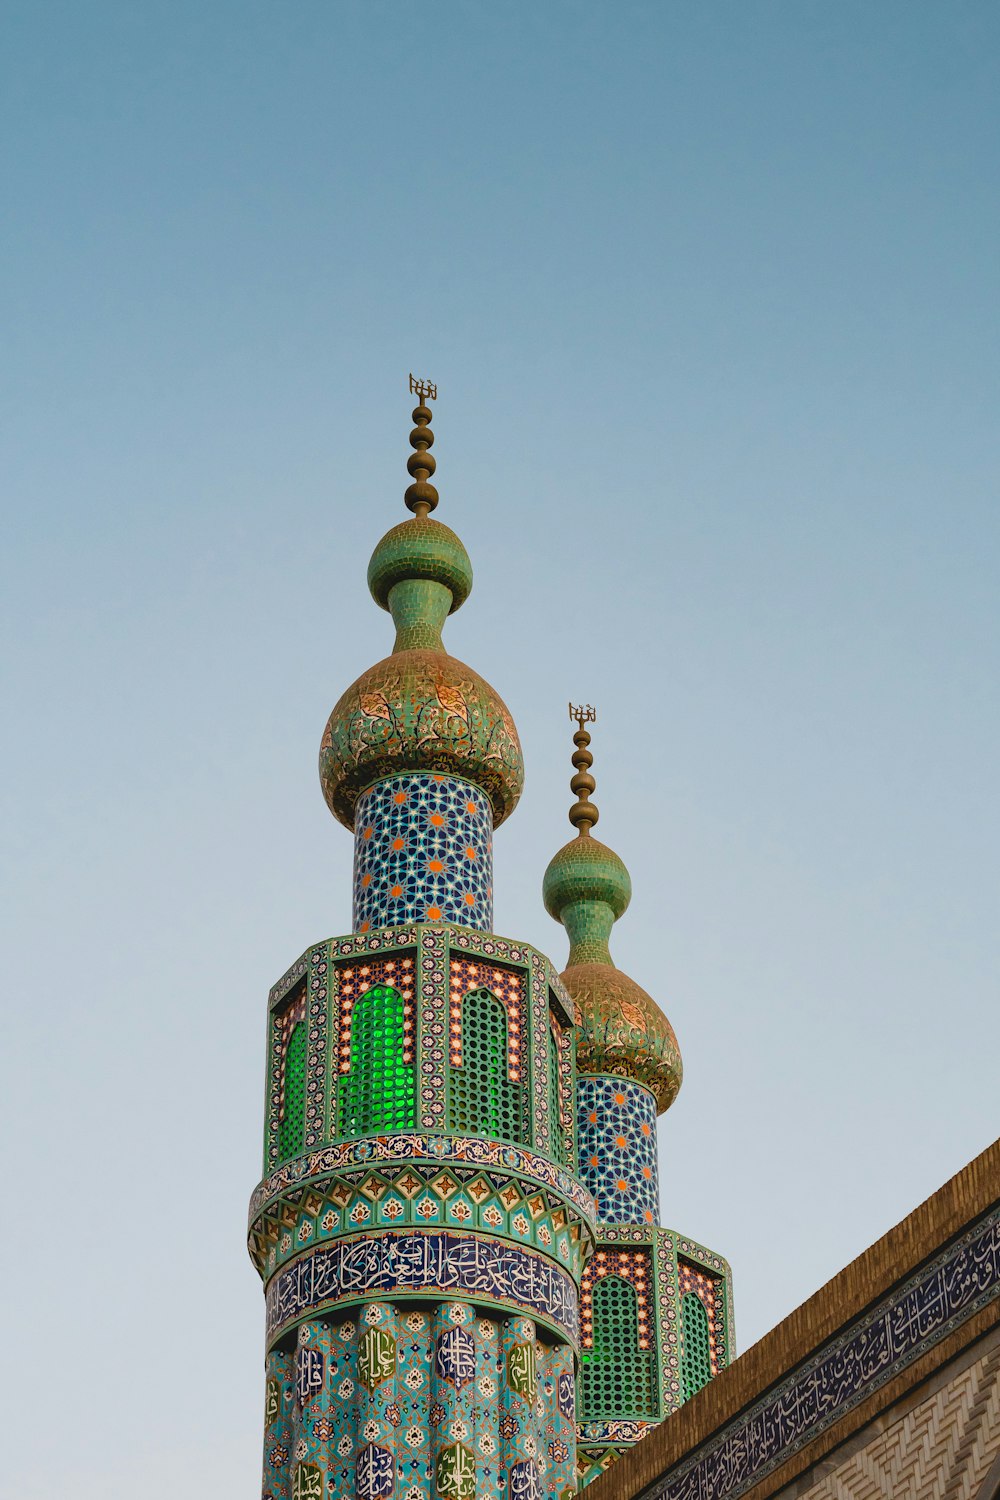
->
{"left": 544, "top": 708, "right": 735, "bottom": 1488}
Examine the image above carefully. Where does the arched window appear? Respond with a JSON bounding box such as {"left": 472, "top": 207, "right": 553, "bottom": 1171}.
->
{"left": 338, "top": 984, "right": 416, "bottom": 1136}
{"left": 549, "top": 1025, "right": 566, "bottom": 1165}
{"left": 448, "top": 987, "right": 526, "bottom": 1144}
{"left": 582, "top": 1275, "right": 655, "bottom": 1419}
{"left": 278, "top": 1020, "right": 306, "bottom": 1162}
{"left": 681, "top": 1291, "right": 712, "bottom": 1400}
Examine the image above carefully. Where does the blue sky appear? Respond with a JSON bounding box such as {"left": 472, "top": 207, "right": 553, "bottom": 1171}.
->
{"left": 3, "top": 4, "right": 999, "bottom": 1494}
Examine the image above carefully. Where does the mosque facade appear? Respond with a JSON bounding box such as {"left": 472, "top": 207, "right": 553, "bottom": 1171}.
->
{"left": 248, "top": 382, "right": 733, "bottom": 1500}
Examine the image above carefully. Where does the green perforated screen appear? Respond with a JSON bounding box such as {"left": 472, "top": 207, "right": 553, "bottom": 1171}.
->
{"left": 278, "top": 1020, "right": 306, "bottom": 1162}
{"left": 582, "top": 1276, "right": 656, "bottom": 1419}
{"left": 681, "top": 1291, "right": 712, "bottom": 1400}
{"left": 448, "top": 987, "right": 527, "bottom": 1144}
{"left": 338, "top": 984, "right": 416, "bottom": 1136}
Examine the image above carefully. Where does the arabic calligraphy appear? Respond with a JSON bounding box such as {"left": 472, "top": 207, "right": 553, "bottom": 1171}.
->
{"left": 358, "top": 1327, "right": 397, "bottom": 1392}
{"left": 435, "top": 1442, "right": 476, "bottom": 1499}
{"left": 266, "top": 1230, "right": 579, "bottom": 1346}
{"left": 356, "top": 1442, "right": 394, "bottom": 1499}
{"left": 510, "top": 1459, "right": 543, "bottom": 1500}
{"left": 435, "top": 1326, "right": 477, "bottom": 1389}
{"left": 652, "top": 1205, "right": 1000, "bottom": 1500}
{"left": 295, "top": 1346, "right": 324, "bottom": 1408}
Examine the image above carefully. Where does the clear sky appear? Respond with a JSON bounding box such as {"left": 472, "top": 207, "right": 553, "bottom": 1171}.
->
{"left": 3, "top": 3, "right": 998, "bottom": 1495}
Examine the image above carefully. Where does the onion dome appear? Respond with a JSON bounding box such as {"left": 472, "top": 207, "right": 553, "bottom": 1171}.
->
{"left": 319, "top": 379, "right": 524, "bottom": 830}
{"left": 543, "top": 707, "right": 682, "bottom": 1113}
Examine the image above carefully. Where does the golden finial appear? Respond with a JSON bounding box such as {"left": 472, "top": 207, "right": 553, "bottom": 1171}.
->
{"left": 405, "top": 374, "right": 439, "bottom": 517}
{"left": 568, "top": 703, "right": 599, "bottom": 835}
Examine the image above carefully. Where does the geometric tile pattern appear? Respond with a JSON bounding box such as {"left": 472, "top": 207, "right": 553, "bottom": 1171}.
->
{"left": 353, "top": 773, "right": 493, "bottom": 933}
{"left": 800, "top": 1339, "right": 1000, "bottom": 1500}
{"left": 249, "top": 1157, "right": 592, "bottom": 1291}
{"left": 576, "top": 1075, "right": 658, "bottom": 1224}
{"left": 249, "top": 1132, "right": 598, "bottom": 1231}
{"left": 261, "top": 1303, "right": 576, "bottom": 1500}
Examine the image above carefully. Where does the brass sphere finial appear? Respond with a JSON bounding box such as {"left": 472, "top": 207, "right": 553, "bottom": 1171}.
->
{"left": 568, "top": 703, "right": 599, "bottom": 834}
{"left": 405, "top": 374, "right": 439, "bottom": 517}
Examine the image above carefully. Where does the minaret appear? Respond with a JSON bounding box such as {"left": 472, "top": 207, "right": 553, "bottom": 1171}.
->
{"left": 543, "top": 709, "right": 735, "bottom": 1488}
{"left": 249, "top": 382, "right": 594, "bottom": 1500}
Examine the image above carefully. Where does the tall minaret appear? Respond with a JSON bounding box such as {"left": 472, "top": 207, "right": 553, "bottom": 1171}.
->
{"left": 543, "top": 709, "right": 735, "bottom": 1488}
{"left": 249, "top": 382, "right": 594, "bottom": 1500}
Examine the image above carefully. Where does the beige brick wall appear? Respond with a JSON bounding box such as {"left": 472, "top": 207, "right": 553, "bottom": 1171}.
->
{"left": 793, "top": 1340, "right": 1000, "bottom": 1500}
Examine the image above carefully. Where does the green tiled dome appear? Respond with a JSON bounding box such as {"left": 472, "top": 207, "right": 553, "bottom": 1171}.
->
{"left": 368, "top": 517, "right": 473, "bottom": 615}
{"left": 543, "top": 835, "right": 631, "bottom": 925}
{"left": 320, "top": 647, "right": 524, "bottom": 831}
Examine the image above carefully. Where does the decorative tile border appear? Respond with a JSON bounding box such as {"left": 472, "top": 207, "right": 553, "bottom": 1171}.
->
{"left": 418, "top": 928, "right": 448, "bottom": 1130}
{"left": 305, "top": 950, "right": 328, "bottom": 1151}
{"left": 265, "top": 1229, "right": 580, "bottom": 1348}
{"left": 249, "top": 1131, "right": 598, "bottom": 1226}
{"left": 648, "top": 1203, "right": 1000, "bottom": 1500}
{"left": 249, "top": 1158, "right": 591, "bottom": 1288}
{"left": 579, "top": 1420, "right": 659, "bottom": 1443}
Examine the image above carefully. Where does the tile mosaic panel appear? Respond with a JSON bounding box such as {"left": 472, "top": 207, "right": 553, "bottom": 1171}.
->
{"left": 334, "top": 955, "right": 417, "bottom": 1073}
{"left": 577, "top": 1075, "right": 659, "bottom": 1224}
{"left": 448, "top": 956, "right": 525, "bottom": 1076}
{"left": 262, "top": 1300, "right": 572, "bottom": 1500}
{"left": 353, "top": 773, "right": 493, "bottom": 932}
{"left": 251, "top": 1162, "right": 591, "bottom": 1291}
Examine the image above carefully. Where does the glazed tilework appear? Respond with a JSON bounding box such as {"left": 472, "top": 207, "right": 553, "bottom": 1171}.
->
{"left": 353, "top": 774, "right": 494, "bottom": 933}
{"left": 574, "top": 1227, "right": 734, "bottom": 1483}
{"left": 577, "top": 1075, "right": 659, "bottom": 1224}
{"left": 678, "top": 1258, "right": 722, "bottom": 1379}
{"left": 262, "top": 1301, "right": 575, "bottom": 1500}
{"left": 258, "top": 924, "right": 737, "bottom": 1498}
{"left": 249, "top": 1133, "right": 598, "bottom": 1228}
{"left": 334, "top": 954, "right": 417, "bottom": 1071}
{"left": 263, "top": 931, "right": 577, "bottom": 1165}
{"left": 248, "top": 1155, "right": 596, "bottom": 1291}
{"left": 580, "top": 1249, "right": 654, "bottom": 1352}
{"left": 448, "top": 956, "right": 524, "bottom": 1075}
{"left": 274, "top": 985, "right": 306, "bottom": 1127}
{"left": 647, "top": 1202, "right": 1000, "bottom": 1500}
{"left": 265, "top": 1230, "right": 580, "bottom": 1347}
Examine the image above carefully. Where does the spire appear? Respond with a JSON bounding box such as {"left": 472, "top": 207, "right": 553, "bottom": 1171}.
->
{"left": 366, "top": 378, "right": 472, "bottom": 653}
{"left": 543, "top": 709, "right": 631, "bottom": 967}
{"left": 543, "top": 707, "right": 682, "bottom": 1114}
{"left": 404, "top": 375, "right": 439, "bottom": 517}
{"left": 568, "top": 704, "right": 600, "bottom": 835}
{"left": 319, "top": 378, "right": 524, "bottom": 834}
